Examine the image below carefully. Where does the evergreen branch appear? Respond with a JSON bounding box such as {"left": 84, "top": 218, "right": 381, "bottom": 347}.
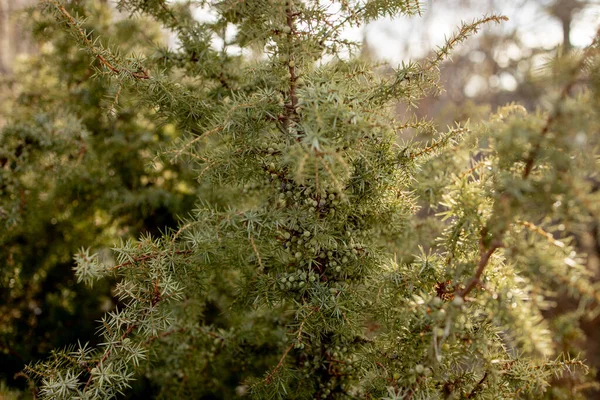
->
{"left": 371, "top": 15, "right": 506, "bottom": 105}
{"left": 171, "top": 220, "right": 203, "bottom": 242}
{"left": 426, "top": 15, "right": 508, "bottom": 72}
{"left": 264, "top": 343, "right": 295, "bottom": 384}
{"left": 23, "top": 365, "right": 46, "bottom": 380}
{"left": 107, "top": 249, "right": 192, "bottom": 271}
{"left": 317, "top": 155, "right": 345, "bottom": 193}
{"left": 18, "top": 1, "right": 600, "bottom": 398}
{"left": 172, "top": 126, "right": 223, "bottom": 159}
{"left": 82, "top": 323, "right": 136, "bottom": 392}
{"left": 144, "top": 326, "right": 222, "bottom": 346}
{"left": 144, "top": 327, "right": 187, "bottom": 345}
{"left": 44, "top": 0, "right": 151, "bottom": 80}
{"left": 458, "top": 160, "right": 487, "bottom": 179}
{"left": 555, "top": 271, "right": 600, "bottom": 303}
{"left": 321, "top": 5, "right": 365, "bottom": 41}
{"left": 107, "top": 84, "right": 123, "bottom": 117}
{"left": 522, "top": 26, "right": 600, "bottom": 179}
{"left": 172, "top": 101, "right": 258, "bottom": 158}
{"left": 458, "top": 28, "right": 600, "bottom": 300}
{"left": 296, "top": 306, "right": 320, "bottom": 342}
{"left": 410, "top": 127, "right": 468, "bottom": 159}
{"left": 565, "top": 176, "right": 600, "bottom": 222}
{"left": 466, "top": 371, "right": 488, "bottom": 398}
{"left": 198, "top": 161, "right": 217, "bottom": 179}
{"left": 517, "top": 220, "right": 565, "bottom": 248}
{"left": 282, "top": 1, "right": 299, "bottom": 136}
{"left": 158, "top": 0, "right": 178, "bottom": 25}
{"left": 457, "top": 228, "right": 503, "bottom": 298}
{"left": 117, "top": 0, "right": 180, "bottom": 30}
{"left": 249, "top": 236, "right": 264, "bottom": 270}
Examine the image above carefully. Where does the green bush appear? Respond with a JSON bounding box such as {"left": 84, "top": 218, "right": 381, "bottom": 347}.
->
{"left": 0, "top": 1, "right": 196, "bottom": 393}
{"left": 6, "top": 0, "right": 600, "bottom": 399}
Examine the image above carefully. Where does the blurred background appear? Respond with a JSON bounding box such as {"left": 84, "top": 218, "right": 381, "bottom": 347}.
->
{"left": 4, "top": 1, "right": 600, "bottom": 70}
{"left": 1, "top": 0, "right": 599, "bottom": 398}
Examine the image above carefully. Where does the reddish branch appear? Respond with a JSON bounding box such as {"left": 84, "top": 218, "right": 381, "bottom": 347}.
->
{"left": 523, "top": 82, "right": 580, "bottom": 179}
{"left": 47, "top": 1, "right": 150, "bottom": 80}
{"left": 523, "top": 27, "right": 599, "bottom": 179}
{"left": 409, "top": 128, "right": 467, "bottom": 159}
{"left": 83, "top": 323, "right": 136, "bottom": 391}
{"left": 458, "top": 29, "right": 600, "bottom": 299}
{"left": 108, "top": 249, "right": 192, "bottom": 271}
{"left": 159, "top": 0, "right": 179, "bottom": 25}
{"left": 249, "top": 236, "right": 264, "bottom": 270}
{"left": 458, "top": 236, "right": 503, "bottom": 298}
{"left": 282, "top": 2, "right": 299, "bottom": 135}
{"left": 264, "top": 343, "right": 295, "bottom": 384}
{"left": 425, "top": 16, "right": 508, "bottom": 72}
{"left": 296, "top": 306, "right": 319, "bottom": 341}
{"left": 144, "top": 326, "right": 223, "bottom": 346}
{"left": 82, "top": 247, "right": 192, "bottom": 392}
{"left": 466, "top": 371, "right": 489, "bottom": 398}
{"left": 81, "top": 271, "right": 176, "bottom": 391}
{"left": 264, "top": 305, "right": 321, "bottom": 385}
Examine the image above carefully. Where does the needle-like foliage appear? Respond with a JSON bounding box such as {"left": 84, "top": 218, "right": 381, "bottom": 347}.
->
{"left": 19, "top": 0, "right": 600, "bottom": 399}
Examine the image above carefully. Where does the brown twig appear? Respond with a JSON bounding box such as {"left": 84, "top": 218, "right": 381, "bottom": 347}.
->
{"left": 46, "top": 0, "right": 150, "bottom": 80}
{"left": 409, "top": 128, "right": 468, "bottom": 159}
{"left": 517, "top": 220, "right": 566, "bottom": 248}
{"left": 282, "top": 2, "right": 299, "bottom": 136}
{"left": 264, "top": 343, "right": 295, "bottom": 384}
{"left": 466, "top": 371, "right": 489, "bottom": 398}
{"left": 159, "top": 0, "right": 178, "bottom": 25}
{"left": 522, "top": 81, "right": 573, "bottom": 179}
{"left": 457, "top": 232, "right": 503, "bottom": 298}
{"left": 458, "top": 160, "right": 486, "bottom": 179}
{"left": 425, "top": 15, "right": 508, "bottom": 72}
{"left": 108, "top": 84, "right": 122, "bottom": 117}
{"left": 458, "top": 27, "right": 600, "bottom": 299}
{"left": 144, "top": 327, "right": 186, "bottom": 345}
{"left": 249, "top": 236, "right": 264, "bottom": 270}
{"left": 296, "top": 306, "right": 320, "bottom": 341}
{"left": 522, "top": 26, "right": 600, "bottom": 179}
{"left": 108, "top": 249, "right": 192, "bottom": 271}
{"left": 82, "top": 323, "right": 136, "bottom": 391}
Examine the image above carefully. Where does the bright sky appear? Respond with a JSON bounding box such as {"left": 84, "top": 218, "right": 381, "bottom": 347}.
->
{"left": 355, "top": 1, "right": 600, "bottom": 64}
{"left": 182, "top": 0, "right": 599, "bottom": 64}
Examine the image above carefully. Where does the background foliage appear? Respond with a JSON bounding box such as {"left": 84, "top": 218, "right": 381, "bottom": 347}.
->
{"left": 0, "top": 2, "right": 197, "bottom": 394}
